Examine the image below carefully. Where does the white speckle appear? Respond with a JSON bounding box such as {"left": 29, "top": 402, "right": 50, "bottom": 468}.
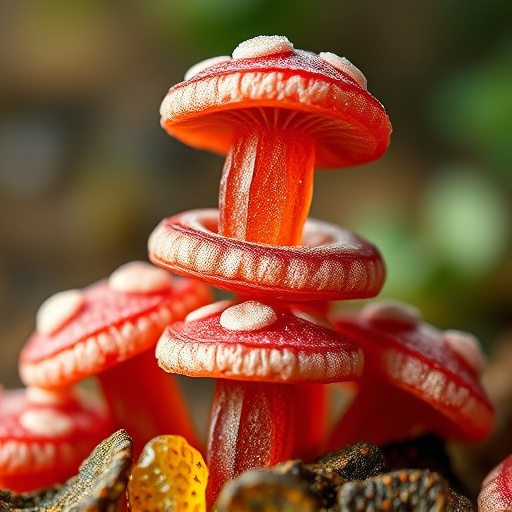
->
{"left": 362, "top": 299, "right": 421, "bottom": 327}
{"left": 444, "top": 330, "right": 487, "bottom": 375}
{"left": 36, "top": 289, "right": 84, "bottom": 335}
{"left": 108, "top": 261, "right": 173, "bottom": 294}
{"left": 319, "top": 52, "right": 367, "bottom": 90}
{"left": 185, "top": 300, "right": 233, "bottom": 323}
{"left": 26, "top": 387, "right": 75, "bottom": 405}
{"left": 291, "top": 308, "right": 334, "bottom": 330}
{"left": 20, "top": 409, "right": 74, "bottom": 437}
{"left": 220, "top": 301, "right": 277, "bottom": 331}
{"left": 138, "top": 445, "right": 156, "bottom": 468}
{"left": 233, "top": 35, "right": 293, "bottom": 60}
{"left": 184, "top": 55, "right": 231, "bottom": 80}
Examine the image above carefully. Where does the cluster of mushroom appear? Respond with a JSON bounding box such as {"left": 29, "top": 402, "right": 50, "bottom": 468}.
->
{"left": 0, "top": 34, "right": 508, "bottom": 511}
{"left": 1, "top": 260, "right": 211, "bottom": 490}
{"left": 147, "top": 34, "right": 496, "bottom": 507}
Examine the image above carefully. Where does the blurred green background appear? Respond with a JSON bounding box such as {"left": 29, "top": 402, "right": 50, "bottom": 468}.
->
{"left": 1, "top": 0, "right": 511, "bottom": 390}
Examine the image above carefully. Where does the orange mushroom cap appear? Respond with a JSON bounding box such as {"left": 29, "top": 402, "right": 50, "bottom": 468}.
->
{"left": 160, "top": 35, "right": 391, "bottom": 169}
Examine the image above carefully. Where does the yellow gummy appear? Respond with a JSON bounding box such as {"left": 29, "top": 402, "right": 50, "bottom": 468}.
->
{"left": 128, "top": 435, "right": 208, "bottom": 512}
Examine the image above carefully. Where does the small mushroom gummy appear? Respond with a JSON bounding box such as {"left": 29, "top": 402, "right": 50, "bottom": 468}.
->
{"left": 328, "top": 300, "right": 494, "bottom": 449}
{"left": 156, "top": 299, "right": 363, "bottom": 504}
{"left": 19, "top": 261, "right": 212, "bottom": 453}
{"left": 159, "top": 34, "right": 391, "bottom": 246}
{"left": 0, "top": 429, "right": 133, "bottom": 512}
{"left": 0, "top": 386, "right": 113, "bottom": 492}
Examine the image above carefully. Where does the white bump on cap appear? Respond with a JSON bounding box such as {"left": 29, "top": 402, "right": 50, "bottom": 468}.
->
{"left": 20, "top": 409, "right": 74, "bottom": 437}
{"left": 36, "top": 289, "right": 85, "bottom": 336}
{"left": 361, "top": 299, "right": 421, "bottom": 328}
{"left": 232, "top": 35, "right": 293, "bottom": 60}
{"left": 26, "top": 387, "right": 75, "bottom": 405}
{"left": 291, "top": 308, "right": 334, "bottom": 330}
{"left": 220, "top": 301, "right": 278, "bottom": 331}
{"left": 108, "top": 261, "right": 173, "bottom": 294}
{"left": 185, "top": 300, "right": 233, "bottom": 323}
{"left": 319, "top": 52, "right": 367, "bottom": 90}
{"left": 444, "top": 330, "right": 487, "bottom": 375}
{"left": 184, "top": 55, "right": 232, "bottom": 80}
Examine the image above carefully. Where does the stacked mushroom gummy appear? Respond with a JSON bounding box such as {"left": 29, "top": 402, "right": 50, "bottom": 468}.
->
{"left": 148, "top": 35, "right": 391, "bottom": 503}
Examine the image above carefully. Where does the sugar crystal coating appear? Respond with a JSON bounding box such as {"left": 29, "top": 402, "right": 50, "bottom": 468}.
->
{"left": 36, "top": 289, "right": 84, "bottom": 335}
{"left": 291, "top": 308, "right": 334, "bottom": 330}
{"left": 184, "top": 55, "right": 231, "bottom": 80}
{"left": 108, "top": 260, "right": 173, "bottom": 294}
{"left": 19, "top": 409, "right": 74, "bottom": 437}
{"left": 361, "top": 299, "right": 421, "bottom": 327}
{"left": 443, "top": 330, "right": 487, "bottom": 375}
{"left": 319, "top": 52, "right": 367, "bottom": 89}
{"left": 220, "top": 301, "right": 278, "bottom": 331}
{"left": 479, "top": 453, "right": 512, "bottom": 512}
{"left": 232, "top": 35, "right": 293, "bottom": 60}
{"left": 185, "top": 300, "right": 233, "bottom": 323}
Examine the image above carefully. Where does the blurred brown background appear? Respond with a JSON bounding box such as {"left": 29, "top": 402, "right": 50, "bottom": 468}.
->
{"left": 1, "top": 0, "right": 511, "bottom": 394}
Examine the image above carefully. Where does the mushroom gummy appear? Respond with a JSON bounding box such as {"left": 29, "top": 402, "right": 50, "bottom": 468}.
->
{"left": 0, "top": 386, "right": 113, "bottom": 492}
{"left": 149, "top": 34, "right": 393, "bottom": 505}
{"left": 19, "top": 261, "right": 212, "bottom": 454}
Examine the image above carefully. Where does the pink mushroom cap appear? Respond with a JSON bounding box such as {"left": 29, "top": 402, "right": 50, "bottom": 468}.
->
{"left": 149, "top": 209, "right": 385, "bottom": 301}
{"left": 332, "top": 300, "right": 494, "bottom": 444}
{"left": 478, "top": 452, "right": 512, "bottom": 512}
{"left": 0, "top": 386, "right": 113, "bottom": 492}
{"left": 19, "top": 262, "right": 211, "bottom": 388}
{"left": 156, "top": 299, "right": 363, "bottom": 384}
{"left": 160, "top": 35, "right": 391, "bottom": 169}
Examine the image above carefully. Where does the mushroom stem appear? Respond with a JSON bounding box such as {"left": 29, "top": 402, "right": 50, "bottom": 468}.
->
{"left": 98, "top": 349, "right": 198, "bottom": 454}
{"left": 327, "top": 376, "right": 459, "bottom": 450}
{"left": 219, "top": 119, "right": 315, "bottom": 245}
{"left": 328, "top": 378, "right": 418, "bottom": 449}
{"left": 206, "top": 379, "right": 295, "bottom": 506}
{"left": 293, "top": 383, "right": 329, "bottom": 461}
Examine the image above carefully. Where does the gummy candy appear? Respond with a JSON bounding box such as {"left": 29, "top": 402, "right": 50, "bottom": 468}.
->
{"left": 128, "top": 435, "right": 208, "bottom": 512}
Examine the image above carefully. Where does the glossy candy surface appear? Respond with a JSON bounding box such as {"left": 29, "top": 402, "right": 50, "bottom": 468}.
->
{"left": 128, "top": 435, "right": 208, "bottom": 512}
{"left": 161, "top": 36, "right": 391, "bottom": 168}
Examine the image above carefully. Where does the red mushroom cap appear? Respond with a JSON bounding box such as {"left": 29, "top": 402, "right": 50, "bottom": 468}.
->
{"left": 19, "top": 261, "right": 211, "bottom": 388}
{"left": 149, "top": 209, "right": 385, "bottom": 301}
{"left": 332, "top": 300, "right": 494, "bottom": 442}
{"left": 478, "top": 452, "right": 512, "bottom": 512}
{"left": 160, "top": 35, "right": 391, "bottom": 169}
{"left": 0, "top": 386, "right": 113, "bottom": 491}
{"left": 156, "top": 299, "right": 363, "bottom": 384}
